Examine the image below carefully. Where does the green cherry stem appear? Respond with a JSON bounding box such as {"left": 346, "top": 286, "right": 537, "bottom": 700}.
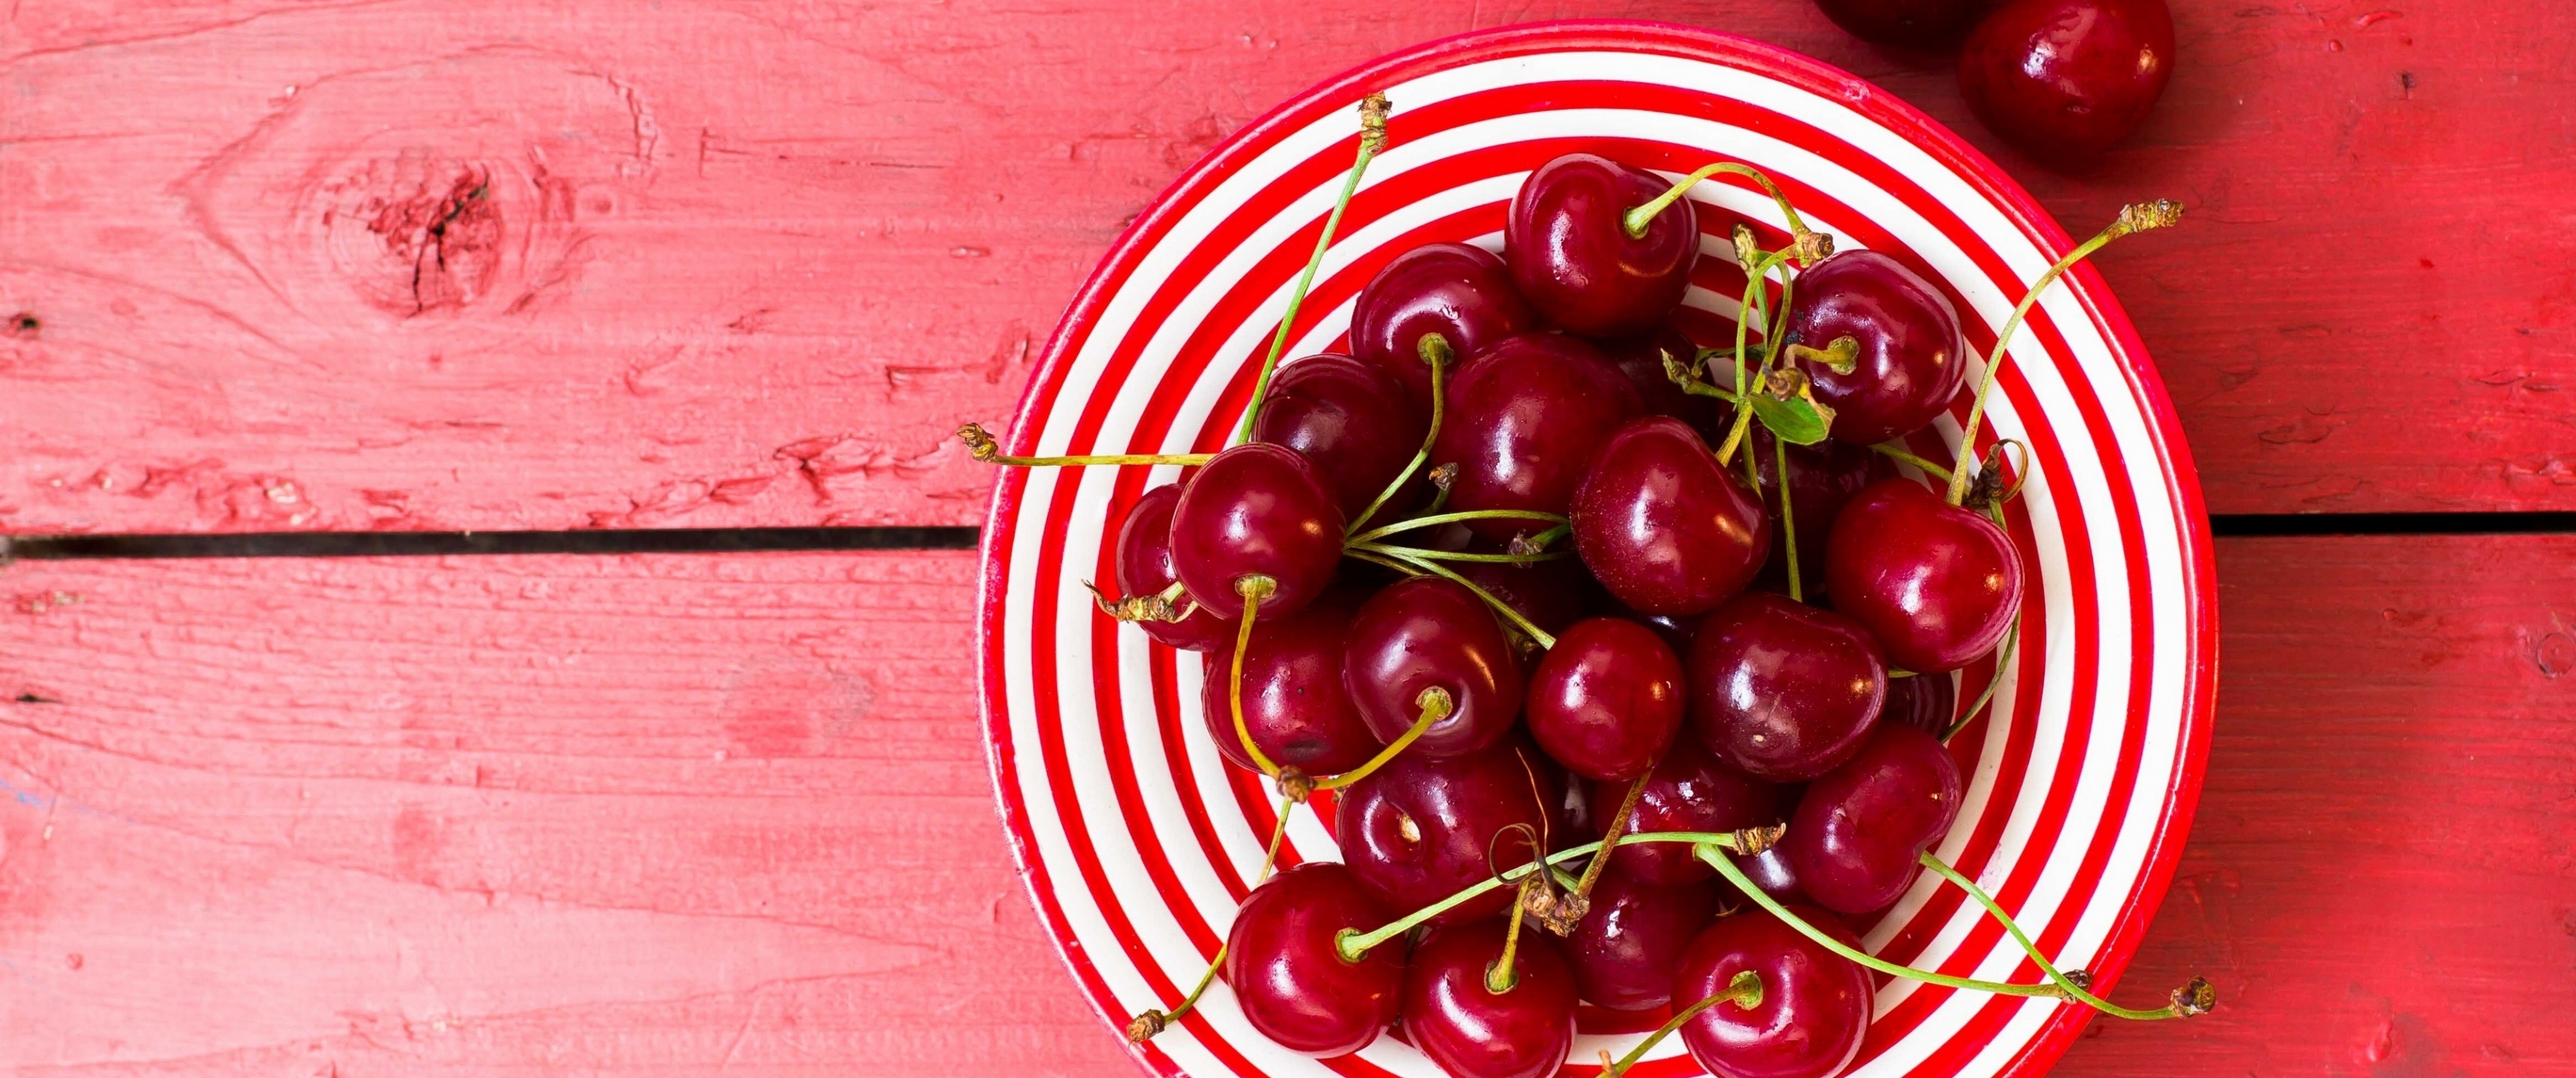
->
{"left": 1227, "top": 578, "right": 1285, "bottom": 779}
{"left": 1314, "top": 687, "right": 1450, "bottom": 792}
{"left": 1349, "top": 543, "right": 1573, "bottom": 564}
{"left": 1868, "top": 442, "right": 1955, "bottom": 483}
{"left": 1622, "top": 162, "right": 1826, "bottom": 263}
{"left": 1942, "top": 613, "right": 2021, "bottom": 745}
{"left": 1945, "top": 201, "right": 2182, "bottom": 505}
{"left": 1131, "top": 792, "right": 1298, "bottom": 1044}
{"left": 959, "top": 423, "right": 1213, "bottom": 468}
{"left": 1698, "top": 844, "right": 2083, "bottom": 1002}
{"left": 1776, "top": 435, "right": 1803, "bottom": 603}
{"left": 1358, "top": 544, "right": 1557, "bottom": 650}
{"left": 1716, "top": 249, "right": 1796, "bottom": 469}
{"left": 1916, "top": 850, "right": 2211, "bottom": 1021}
{"left": 1349, "top": 334, "right": 1450, "bottom": 535}
{"left": 1335, "top": 829, "right": 1778, "bottom": 962}
{"left": 1237, "top": 92, "right": 1393, "bottom": 445}
{"left": 1599, "top": 970, "right": 1765, "bottom": 1078}
{"left": 1346, "top": 509, "right": 1568, "bottom": 546}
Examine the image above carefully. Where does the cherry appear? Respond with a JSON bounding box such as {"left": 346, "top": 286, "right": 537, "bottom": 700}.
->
{"left": 1960, "top": 0, "right": 2176, "bottom": 162}
{"left": 1780, "top": 722, "right": 1963, "bottom": 914}
{"left": 1433, "top": 333, "right": 1644, "bottom": 542}
{"left": 1350, "top": 242, "right": 1537, "bottom": 422}
{"left": 1746, "top": 425, "right": 1896, "bottom": 599}
{"left": 1590, "top": 739, "right": 1779, "bottom": 886}
{"left": 1686, "top": 592, "right": 1889, "bottom": 782}
{"left": 1564, "top": 866, "right": 1720, "bottom": 1011}
{"left": 1343, "top": 576, "right": 1526, "bottom": 757}
{"left": 1204, "top": 590, "right": 1381, "bottom": 776}
{"left": 1813, "top": 0, "right": 1993, "bottom": 49}
{"left": 1527, "top": 617, "right": 1685, "bottom": 782}
{"left": 1882, "top": 672, "right": 1958, "bottom": 737}
{"left": 1250, "top": 353, "right": 1430, "bottom": 527}
{"left": 1112, "top": 484, "right": 1233, "bottom": 651}
{"left": 1337, "top": 738, "right": 1558, "bottom": 925}
{"left": 1456, "top": 549, "right": 1596, "bottom": 639}
{"left": 1671, "top": 906, "right": 1871, "bottom": 1078}
{"left": 1506, "top": 153, "right": 1698, "bottom": 338}
{"left": 1570, "top": 416, "right": 1770, "bottom": 617}
{"left": 1824, "top": 478, "right": 2023, "bottom": 672}
{"left": 1170, "top": 442, "right": 1346, "bottom": 620}
{"left": 1221, "top": 862, "right": 1407, "bottom": 1056}
{"left": 1784, "top": 250, "right": 1966, "bottom": 446}
{"left": 1600, "top": 324, "right": 1728, "bottom": 439}
{"left": 1402, "top": 920, "right": 1579, "bottom": 1078}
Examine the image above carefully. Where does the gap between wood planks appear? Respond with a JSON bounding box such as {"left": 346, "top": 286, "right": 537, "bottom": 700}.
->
{"left": 2, "top": 514, "right": 2575, "bottom": 560}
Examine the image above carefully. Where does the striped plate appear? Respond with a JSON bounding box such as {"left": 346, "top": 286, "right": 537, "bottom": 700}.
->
{"left": 978, "top": 21, "right": 2216, "bottom": 1078}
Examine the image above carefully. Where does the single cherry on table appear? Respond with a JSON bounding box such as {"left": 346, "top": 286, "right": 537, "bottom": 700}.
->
{"left": 1350, "top": 242, "right": 1537, "bottom": 422}
{"left": 1222, "top": 862, "right": 1406, "bottom": 1056}
{"left": 1506, "top": 153, "right": 1699, "bottom": 338}
{"left": 1403, "top": 919, "right": 1580, "bottom": 1078}
{"left": 1960, "top": 0, "right": 2177, "bottom": 163}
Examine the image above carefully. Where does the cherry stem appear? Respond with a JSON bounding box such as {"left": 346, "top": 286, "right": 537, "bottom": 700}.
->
{"left": 1916, "top": 850, "right": 2211, "bottom": 1020}
{"left": 1134, "top": 793, "right": 1301, "bottom": 1045}
{"left": 1716, "top": 249, "right": 1796, "bottom": 468}
{"left": 1944, "top": 613, "right": 2020, "bottom": 745}
{"left": 1600, "top": 970, "right": 1765, "bottom": 1078}
{"left": 1776, "top": 436, "right": 1803, "bottom": 603}
{"left": 1666, "top": 351, "right": 1743, "bottom": 404}
{"left": 1315, "top": 686, "right": 1451, "bottom": 792}
{"left": 1567, "top": 769, "right": 1653, "bottom": 906}
{"left": 1238, "top": 93, "right": 1394, "bottom": 445}
{"left": 1349, "top": 335, "right": 1451, "bottom": 535}
{"left": 1945, "top": 201, "right": 2183, "bottom": 505}
{"left": 1346, "top": 509, "right": 1567, "bottom": 547}
{"left": 1335, "top": 829, "right": 1779, "bottom": 962}
{"left": 1089, "top": 579, "right": 1199, "bottom": 624}
{"left": 1869, "top": 442, "right": 1954, "bottom": 483}
{"left": 1621, "top": 162, "right": 1823, "bottom": 258}
{"left": 1349, "top": 542, "right": 1573, "bottom": 564}
{"left": 1354, "top": 544, "right": 1557, "bottom": 650}
{"left": 958, "top": 423, "right": 1212, "bottom": 468}
{"left": 1486, "top": 877, "right": 1537, "bottom": 993}
{"left": 1227, "top": 577, "right": 1284, "bottom": 779}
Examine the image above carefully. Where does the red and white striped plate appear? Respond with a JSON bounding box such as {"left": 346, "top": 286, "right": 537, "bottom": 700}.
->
{"left": 978, "top": 22, "right": 2216, "bottom": 1078}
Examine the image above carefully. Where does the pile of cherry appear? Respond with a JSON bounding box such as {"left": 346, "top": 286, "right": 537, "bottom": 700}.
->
{"left": 970, "top": 96, "right": 2203, "bottom": 1078}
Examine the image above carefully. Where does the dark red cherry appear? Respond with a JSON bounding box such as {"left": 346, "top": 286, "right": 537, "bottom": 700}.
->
{"left": 1456, "top": 549, "right": 1596, "bottom": 639}
{"left": 1222, "top": 862, "right": 1406, "bottom": 1056}
{"left": 1251, "top": 353, "right": 1430, "bottom": 527}
{"left": 1672, "top": 905, "right": 1871, "bottom": 1078}
{"left": 1204, "top": 591, "right": 1379, "bottom": 776}
{"left": 1351, "top": 242, "right": 1538, "bottom": 422}
{"left": 1343, "top": 576, "right": 1525, "bottom": 758}
{"left": 1591, "top": 739, "right": 1779, "bottom": 886}
{"left": 1686, "top": 592, "right": 1888, "bottom": 782}
{"left": 1960, "top": 0, "right": 2176, "bottom": 162}
{"left": 1114, "top": 484, "right": 1233, "bottom": 651}
{"left": 1882, "top": 672, "right": 1958, "bottom": 737}
{"left": 1745, "top": 424, "right": 1897, "bottom": 598}
{"left": 1170, "top": 442, "right": 1346, "bottom": 620}
{"left": 1527, "top": 618, "right": 1685, "bottom": 782}
{"left": 1402, "top": 920, "right": 1579, "bottom": 1078}
{"left": 1600, "top": 324, "right": 1728, "bottom": 439}
{"left": 1571, "top": 416, "right": 1770, "bottom": 617}
{"left": 1564, "top": 866, "right": 1720, "bottom": 1011}
{"left": 1824, "top": 478, "right": 2024, "bottom": 672}
{"left": 1785, "top": 250, "right": 1966, "bottom": 446}
{"left": 1433, "top": 333, "right": 1643, "bottom": 542}
{"left": 1780, "top": 722, "right": 1963, "bottom": 914}
{"left": 1814, "top": 0, "right": 1993, "bottom": 49}
{"left": 1507, "top": 153, "right": 1698, "bottom": 338}
{"left": 1337, "top": 739, "right": 1558, "bottom": 925}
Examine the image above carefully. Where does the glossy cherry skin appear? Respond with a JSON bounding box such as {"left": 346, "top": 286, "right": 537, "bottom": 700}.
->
{"left": 1222, "top": 862, "right": 1407, "bottom": 1056}
{"left": 1786, "top": 251, "right": 1966, "bottom": 446}
{"left": 1456, "top": 549, "right": 1596, "bottom": 639}
{"left": 1251, "top": 353, "right": 1430, "bottom": 527}
{"left": 1814, "top": 0, "right": 1993, "bottom": 49}
{"left": 1781, "top": 722, "right": 1964, "bottom": 914}
{"left": 1960, "top": 0, "right": 2176, "bottom": 162}
{"left": 1403, "top": 920, "right": 1579, "bottom": 1078}
{"left": 1746, "top": 425, "right": 1897, "bottom": 598}
{"left": 1337, "top": 739, "right": 1558, "bottom": 925}
{"left": 1686, "top": 592, "right": 1889, "bottom": 782}
{"left": 1527, "top": 618, "right": 1686, "bottom": 782}
{"left": 1343, "top": 576, "right": 1525, "bottom": 757}
{"left": 1351, "top": 242, "right": 1537, "bottom": 422}
{"left": 1433, "top": 333, "right": 1644, "bottom": 543}
{"left": 1882, "top": 672, "right": 1958, "bottom": 737}
{"left": 1564, "top": 866, "right": 1721, "bottom": 1011}
{"left": 1507, "top": 153, "right": 1698, "bottom": 338}
{"left": 1114, "top": 484, "right": 1233, "bottom": 651}
{"left": 1672, "top": 905, "right": 1871, "bottom": 1078}
{"left": 1170, "top": 442, "right": 1347, "bottom": 621}
{"left": 1824, "top": 478, "right": 2024, "bottom": 672}
{"left": 1591, "top": 739, "right": 1780, "bottom": 886}
{"left": 1571, "top": 416, "right": 1770, "bottom": 617}
{"left": 1204, "top": 590, "right": 1379, "bottom": 776}
{"left": 1601, "top": 324, "right": 1728, "bottom": 439}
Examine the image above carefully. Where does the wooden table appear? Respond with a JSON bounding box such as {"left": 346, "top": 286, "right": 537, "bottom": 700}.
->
{"left": 2, "top": 1, "right": 2569, "bottom": 1074}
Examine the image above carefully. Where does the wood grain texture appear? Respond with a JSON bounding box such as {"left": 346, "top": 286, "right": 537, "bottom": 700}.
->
{"left": 2, "top": 0, "right": 2570, "bottom": 534}
{"left": 0, "top": 538, "right": 2569, "bottom": 1074}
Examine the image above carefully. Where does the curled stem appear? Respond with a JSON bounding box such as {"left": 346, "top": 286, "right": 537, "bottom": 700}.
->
{"left": 1349, "top": 335, "right": 1450, "bottom": 533}
{"left": 1946, "top": 201, "right": 2182, "bottom": 505}
{"left": 1916, "top": 850, "right": 2210, "bottom": 1020}
{"left": 1239, "top": 93, "right": 1393, "bottom": 444}
{"left": 1943, "top": 614, "right": 2021, "bottom": 745}
{"left": 1600, "top": 970, "right": 1766, "bottom": 1077}
{"left": 1335, "top": 829, "right": 1780, "bottom": 962}
{"left": 1316, "top": 686, "right": 1450, "bottom": 792}
{"left": 959, "top": 423, "right": 1211, "bottom": 468}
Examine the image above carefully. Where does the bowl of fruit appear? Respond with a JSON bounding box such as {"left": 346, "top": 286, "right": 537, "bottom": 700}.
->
{"left": 973, "top": 21, "right": 2216, "bottom": 1078}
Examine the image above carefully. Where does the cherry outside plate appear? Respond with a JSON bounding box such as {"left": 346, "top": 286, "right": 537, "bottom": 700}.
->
{"left": 976, "top": 21, "right": 2216, "bottom": 1078}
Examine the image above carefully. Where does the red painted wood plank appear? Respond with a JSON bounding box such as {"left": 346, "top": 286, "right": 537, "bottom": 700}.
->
{"left": 1, "top": 0, "right": 2569, "bottom": 533}
{"left": 1, "top": 538, "right": 2569, "bottom": 1074}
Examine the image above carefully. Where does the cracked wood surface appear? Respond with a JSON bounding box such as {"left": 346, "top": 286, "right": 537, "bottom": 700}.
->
{"left": 4, "top": 0, "right": 2573, "bottom": 533}
{"left": 0, "top": 539, "right": 2570, "bottom": 1074}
